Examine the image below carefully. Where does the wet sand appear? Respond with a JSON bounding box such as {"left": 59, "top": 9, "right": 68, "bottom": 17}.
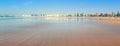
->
{"left": 0, "top": 18, "right": 120, "bottom": 46}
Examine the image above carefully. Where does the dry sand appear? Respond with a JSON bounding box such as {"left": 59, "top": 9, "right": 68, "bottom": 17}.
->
{"left": 93, "top": 17, "right": 120, "bottom": 26}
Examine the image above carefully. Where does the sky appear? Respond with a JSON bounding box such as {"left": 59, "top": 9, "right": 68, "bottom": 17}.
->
{"left": 0, "top": 0, "right": 120, "bottom": 15}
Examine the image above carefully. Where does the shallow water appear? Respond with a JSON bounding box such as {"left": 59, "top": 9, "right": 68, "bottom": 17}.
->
{"left": 0, "top": 17, "right": 104, "bottom": 31}
{"left": 0, "top": 17, "right": 119, "bottom": 33}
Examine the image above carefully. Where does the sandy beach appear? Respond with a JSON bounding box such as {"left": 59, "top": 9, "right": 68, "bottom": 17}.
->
{"left": 0, "top": 17, "right": 120, "bottom": 46}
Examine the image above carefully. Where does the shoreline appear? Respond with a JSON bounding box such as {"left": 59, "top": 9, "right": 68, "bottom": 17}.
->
{"left": 0, "top": 17, "right": 120, "bottom": 46}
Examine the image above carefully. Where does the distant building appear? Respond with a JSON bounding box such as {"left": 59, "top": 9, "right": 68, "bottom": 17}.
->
{"left": 67, "top": 14, "right": 72, "bottom": 17}
{"left": 104, "top": 13, "right": 108, "bottom": 17}
{"left": 99, "top": 13, "right": 103, "bottom": 17}
{"left": 31, "top": 14, "right": 38, "bottom": 16}
{"left": 95, "top": 13, "right": 99, "bottom": 17}
{"left": 80, "top": 13, "right": 84, "bottom": 17}
{"left": 76, "top": 13, "right": 79, "bottom": 17}
{"left": 110, "top": 12, "right": 115, "bottom": 17}
{"left": 116, "top": 11, "right": 120, "bottom": 17}
{"left": 22, "top": 14, "right": 32, "bottom": 17}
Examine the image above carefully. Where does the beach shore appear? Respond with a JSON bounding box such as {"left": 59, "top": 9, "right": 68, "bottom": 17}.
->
{"left": 0, "top": 17, "right": 120, "bottom": 46}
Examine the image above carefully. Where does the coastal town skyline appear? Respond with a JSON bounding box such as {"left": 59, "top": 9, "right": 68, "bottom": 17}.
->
{"left": 0, "top": 11, "right": 120, "bottom": 18}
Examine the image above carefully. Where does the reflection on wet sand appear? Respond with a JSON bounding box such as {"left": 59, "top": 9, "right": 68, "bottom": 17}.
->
{"left": 0, "top": 18, "right": 120, "bottom": 46}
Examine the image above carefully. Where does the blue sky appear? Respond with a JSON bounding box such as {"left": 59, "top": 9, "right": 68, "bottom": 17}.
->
{"left": 0, "top": 0, "right": 120, "bottom": 14}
